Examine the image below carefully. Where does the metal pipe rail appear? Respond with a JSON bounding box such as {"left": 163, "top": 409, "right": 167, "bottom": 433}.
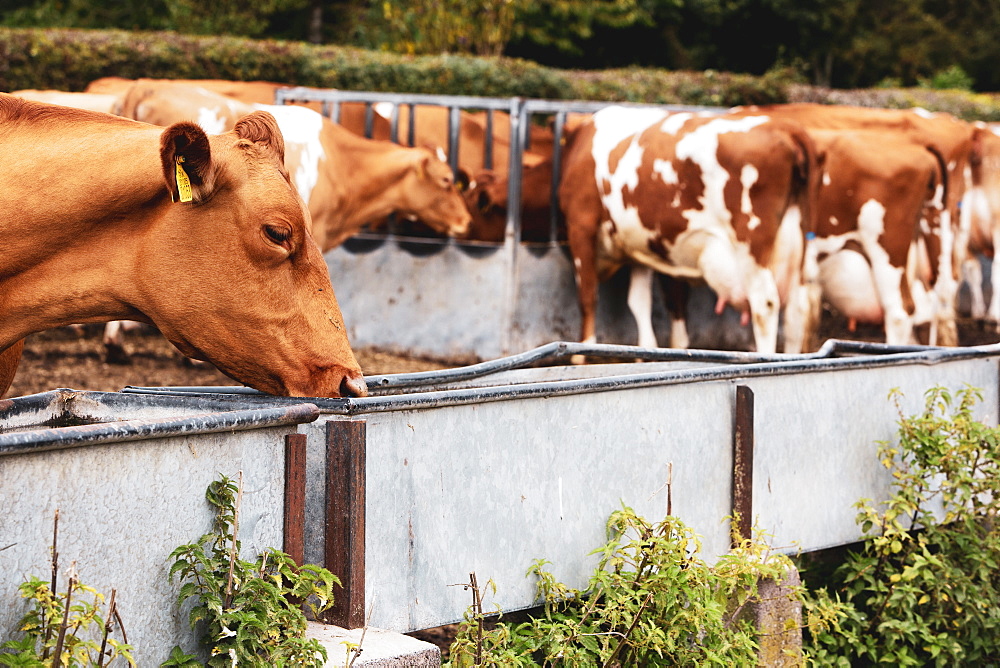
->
{"left": 120, "top": 339, "right": 1000, "bottom": 414}
{"left": 0, "top": 398, "right": 320, "bottom": 455}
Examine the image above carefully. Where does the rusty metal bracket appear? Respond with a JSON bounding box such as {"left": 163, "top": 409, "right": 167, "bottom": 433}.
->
{"left": 284, "top": 433, "right": 307, "bottom": 566}
{"left": 323, "top": 419, "right": 367, "bottom": 628}
{"left": 733, "top": 384, "right": 754, "bottom": 547}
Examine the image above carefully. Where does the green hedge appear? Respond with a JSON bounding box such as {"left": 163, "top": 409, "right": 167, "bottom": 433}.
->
{"left": 3, "top": 27, "right": 1000, "bottom": 120}
{"left": 0, "top": 27, "right": 787, "bottom": 105}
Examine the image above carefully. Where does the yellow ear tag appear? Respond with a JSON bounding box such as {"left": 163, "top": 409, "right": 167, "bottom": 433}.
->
{"left": 175, "top": 156, "right": 193, "bottom": 203}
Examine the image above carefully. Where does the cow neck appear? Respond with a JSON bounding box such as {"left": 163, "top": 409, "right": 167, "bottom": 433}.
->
{"left": 0, "top": 119, "right": 171, "bottom": 348}
{"left": 323, "top": 122, "right": 427, "bottom": 230}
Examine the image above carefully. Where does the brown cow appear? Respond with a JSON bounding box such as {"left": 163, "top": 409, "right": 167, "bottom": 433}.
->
{"left": 560, "top": 106, "right": 820, "bottom": 356}
{"left": 369, "top": 102, "right": 555, "bottom": 180}
{"left": 99, "top": 82, "right": 470, "bottom": 361}
{"left": 462, "top": 159, "right": 564, "bottom": 243}
{"left": 0, "top": 93, "right": 366, "bottom": 398}
{"left": 10, "top": 89, "right": 120, "bottom": 114}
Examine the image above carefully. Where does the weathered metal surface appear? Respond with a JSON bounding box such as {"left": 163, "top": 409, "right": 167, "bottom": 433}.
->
{"left": 0, "top": 393, "right": 318, "bottom": 666}
{"left": 120, "top": 343, "right": 1000, "bottom": 632}
{"left": 0, "top": 402, "right": 319, "bottom": 454}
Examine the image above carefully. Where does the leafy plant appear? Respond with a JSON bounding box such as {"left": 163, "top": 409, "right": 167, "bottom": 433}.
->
{"left": 445, "top": 505, "right": 796, "bottom": 666}
{"left": 802, "top": 386, "right": 1000, "bottom": 665}
{"left": 1, "top": 510, "right": 134, "bottom": 667}
{"left": 165, "top": 473, "right": 339, "bottom": 667}
{"left": 920, "top": 65, "right": 975, "bottom": 91}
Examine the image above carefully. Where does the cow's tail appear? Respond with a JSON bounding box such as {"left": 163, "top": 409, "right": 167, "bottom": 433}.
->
{"left": 785, "top": 120, "right": 824, "bottom": 352}
{"left": 787, "top": 121, "right": 822, "bottom": 243}
{"left": 920, "top": 143, "right": 950, "bottom": 286}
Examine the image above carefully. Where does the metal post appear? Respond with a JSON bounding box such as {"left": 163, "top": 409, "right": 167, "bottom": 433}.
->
{"left": 323, "top": 419, "right": 367, "bottom": 628}
{"left": 549, "top": 110, "right": 566, "bottom": 244}
{"left": 448, "top": 105, "right": 462, "bottom": 178}
{"left": 500, "top": 98, "right": 526, "bottom": 355}
{"left": 364, "top": 103, "right": 375, "bottom": 138}
{"left": 733, "top": 384, "right": 754, "bottom": 546}
{"left": 484, "top": 109, "right": 494, "bottom": 170}
{"left": 407, "top": 103, "right": 416, "bottom": 147}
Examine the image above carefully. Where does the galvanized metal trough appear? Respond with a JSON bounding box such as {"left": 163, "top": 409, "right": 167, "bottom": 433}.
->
{"left": 0, "top": 390, "right": 320, "bottom": 664}
{"left": 45, "top": 339, "right": 997, "bottom": 641}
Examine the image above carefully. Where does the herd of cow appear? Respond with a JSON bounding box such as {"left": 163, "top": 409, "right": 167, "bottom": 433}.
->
{"left": 3, "top": 76, "right": 1000, "bottom": 400}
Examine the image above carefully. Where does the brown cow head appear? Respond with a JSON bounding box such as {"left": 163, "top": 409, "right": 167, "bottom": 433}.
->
{"left": 397, "top": 148, "right": 472, "bottom": 238}
{"left": 143, "top": 111, "right": 367, "bottom": 397}
{"left": 462, "top": 170, "right": 508, "bottom": 242}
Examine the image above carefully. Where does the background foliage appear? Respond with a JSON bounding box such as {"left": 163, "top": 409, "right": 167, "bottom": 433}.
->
{"left": 802, "top": 387, "right": 1000, "bottom": 665}
{"left": 3, "top": 0, "right": 1000, "bottom": 91}
{"left": 5, "top": 27, "right": 1000, "bottom": 121}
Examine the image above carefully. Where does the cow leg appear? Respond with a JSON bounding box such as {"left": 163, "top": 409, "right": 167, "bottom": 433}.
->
{"left": 746, "top": 268, "right": 780, "bottom": 354}
{"left": 627, "top": 265, "right": 658, "bottom": 351}
{"left": 103, "top": 320, "right": 132, "bottom": 364}
{"left": 658, "top": 274, "right": 690, "bottom": 349}
{"left": 932, "top": 210, "right": 961, "bottom": 347}
{"left": 781, "top": 282, "right": 817, "bottom": 354}
{"left": 0, "top": 339, "right": 25, "bottom": 398}
{"left": 991, "top": 229, "right": 1000, "bottom": 330}
{"left": 567, "top": 221, "right": 603, "bottom": 365}
{"left": 963, "top": 256, "right": 987, "bottom": 319}
{"left": 858, "top": 202, "right": 916, "bottom": 345}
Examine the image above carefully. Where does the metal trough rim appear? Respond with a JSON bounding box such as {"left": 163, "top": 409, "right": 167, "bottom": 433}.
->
{"left": 0, "top": 400, "right": 320, "bottom": 456}
{"left": 118, "top": 339, "right": 1000, "bottom": 415}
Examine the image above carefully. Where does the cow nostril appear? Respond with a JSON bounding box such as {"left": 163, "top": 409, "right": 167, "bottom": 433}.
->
{"left": 340, "top": 374, "right": 369, "bottom": 398}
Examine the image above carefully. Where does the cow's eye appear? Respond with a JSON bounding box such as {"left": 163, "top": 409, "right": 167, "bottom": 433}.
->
{"left": 264, "top": 225, "right": 292, "bottom": 245}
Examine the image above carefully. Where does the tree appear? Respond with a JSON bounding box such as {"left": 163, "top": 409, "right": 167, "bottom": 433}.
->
{"left": 0, "top": 0, "right": 171, "bottom": 31}
{"left": 166, "top": 0, "right": 308, "bottom": 37}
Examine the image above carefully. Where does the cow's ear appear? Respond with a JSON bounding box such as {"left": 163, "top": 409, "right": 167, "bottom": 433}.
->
{"left": 234, "top": 110, "right": 285, "bottom": 167}
{"left": 471, "top": 170, "right": 496, "bottom": 189}
{"left": 455, "top": 168, "right": 473, "bottom": 192}
{"left": 160, "top": 121, "right": 213, "bottom": 203}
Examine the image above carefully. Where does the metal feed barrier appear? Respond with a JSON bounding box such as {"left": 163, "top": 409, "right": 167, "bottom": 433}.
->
{"left": 273, "top": 88, "right": 739, "bottom": 361}
{"left": 4, "top": 340, "right": 985, "bottom": 639}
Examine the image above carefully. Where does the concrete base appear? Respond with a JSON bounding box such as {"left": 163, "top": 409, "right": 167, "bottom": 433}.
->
{"left": 749, "top": 567, "right": 804, "bottom": 666}
{"left": 307, "top": 623, "right": 441, "bottom": 667}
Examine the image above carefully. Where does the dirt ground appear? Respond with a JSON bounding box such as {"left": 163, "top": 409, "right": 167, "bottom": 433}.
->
{"left": 6, "top": 325, "right": 451, "bottom": 398}
{"left": 7, "top": 314, "right": 1000, "bottom": 399}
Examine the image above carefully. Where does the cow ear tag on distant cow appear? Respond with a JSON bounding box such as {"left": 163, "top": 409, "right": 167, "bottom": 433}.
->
{"left": 175, "top": 156, "right": 193, "bottom": 203}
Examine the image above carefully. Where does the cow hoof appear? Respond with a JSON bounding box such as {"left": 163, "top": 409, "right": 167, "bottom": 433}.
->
{"left": 104, "top": 343, "right": 132, "bottom": 365}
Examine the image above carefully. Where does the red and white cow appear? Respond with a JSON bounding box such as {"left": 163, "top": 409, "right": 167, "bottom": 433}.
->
{"left": 560, "top": 106, "right": 820, "bottom": 356}
{"left": 0, "top": 93, "right": 365, "bottom": 398}
{"left": 806, "top": 128, "right": 948, "bottom": 344}
{"left": 961, "top": 123, "right": 1000, "bottom": 327}
{"left": 729, "top": 103, "right": 977, "bottom": 346}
